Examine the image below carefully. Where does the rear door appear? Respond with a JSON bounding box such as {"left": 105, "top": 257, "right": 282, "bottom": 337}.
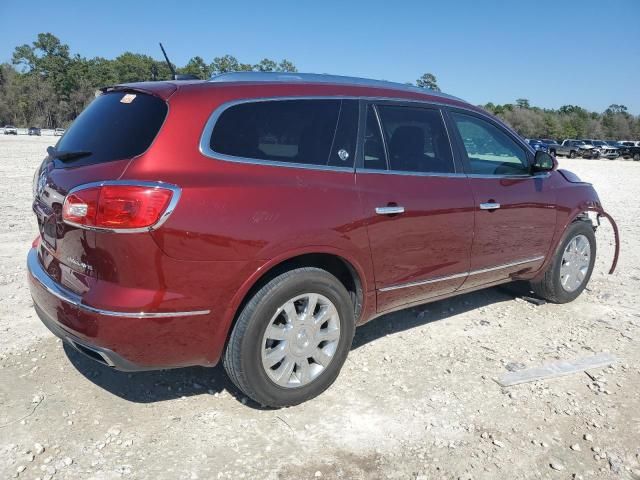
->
{"left": 356, "top": 101, "right": 474, "bottom": 313}
{"left": 445, "top": 109, "right": 556, "bottom": 288}
{"left": 33, "top": 88, "right": 170, "bottom": 292}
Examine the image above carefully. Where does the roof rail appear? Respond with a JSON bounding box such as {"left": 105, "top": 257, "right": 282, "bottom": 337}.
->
{"left": 208, "top": 71, "right": 462, "bottom": 101}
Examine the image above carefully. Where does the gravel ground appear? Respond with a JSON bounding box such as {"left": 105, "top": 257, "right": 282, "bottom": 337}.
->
{"left": 0, "top": 135, "right": 639, "bottom": 480}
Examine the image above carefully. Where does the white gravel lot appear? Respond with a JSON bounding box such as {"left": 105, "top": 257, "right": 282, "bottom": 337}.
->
{"left": 0, "top": 135, "right": 639, "bottom": 479}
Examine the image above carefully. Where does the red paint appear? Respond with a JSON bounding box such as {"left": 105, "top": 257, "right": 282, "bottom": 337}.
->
{"left": 27, "top": 79, "right": 618, "bottom": 370}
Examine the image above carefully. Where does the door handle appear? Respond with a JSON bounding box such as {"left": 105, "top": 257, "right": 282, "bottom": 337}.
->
{"left": 375, "top": 206, "right": 405, "bottom": 215}
{"left": 479, "top": 202, "right": 501, "bottom": 210}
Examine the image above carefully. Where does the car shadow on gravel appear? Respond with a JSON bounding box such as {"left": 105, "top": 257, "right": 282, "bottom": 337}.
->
{"left": 351, "top": 282, "right": 532, "bottom": 349}
{"left": 64, "top": 282, "right": 534, "bottom": 407}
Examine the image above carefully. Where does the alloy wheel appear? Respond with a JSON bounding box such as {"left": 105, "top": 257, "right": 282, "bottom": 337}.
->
{"left": 560, "top": 234, "right": 591, "bottom": 292}
{"left": 261, "top": 293, "right": 341, "bottom": 388}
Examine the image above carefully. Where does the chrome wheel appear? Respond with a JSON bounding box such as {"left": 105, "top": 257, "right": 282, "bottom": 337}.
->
{"left": 560, "top": 234, "right": 591, "bottom": 292}
{"left": 261, "top": 293, "right": 341, "bottom": 388}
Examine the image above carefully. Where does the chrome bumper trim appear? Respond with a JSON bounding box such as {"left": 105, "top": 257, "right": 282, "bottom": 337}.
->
{"left": 27, "top": 248, "right": 210, "bottom": 318}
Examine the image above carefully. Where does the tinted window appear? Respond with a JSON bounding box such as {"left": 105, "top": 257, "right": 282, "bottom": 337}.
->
{"left": 377, "top": 105, "right": 454, "bottom": 174}
{"left": 210, "top": 99, "right": 356, "bottom": 168}
{"left": 56, "top": 91, "right": 167, "bottom": 166}
{"left": 451, "top": 112, "right": 529, "bottom": 175}
{"left": 363, "top": 105, "right": 387, "bottom": 170}
{"left": 328, "top": 100, "right": 359, "bottom": 167}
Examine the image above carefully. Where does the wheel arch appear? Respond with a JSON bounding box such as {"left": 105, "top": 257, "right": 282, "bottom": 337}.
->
{"left": 221, "top": 248, "right": 369, "bottom": 350}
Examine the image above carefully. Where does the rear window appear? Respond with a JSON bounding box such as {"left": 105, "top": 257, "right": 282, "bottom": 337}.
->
{"left": 56, "top": 91, "right": 167, "bottom": 166}
{"left": 209, "top": 99, "right": 358, "bottom": 168}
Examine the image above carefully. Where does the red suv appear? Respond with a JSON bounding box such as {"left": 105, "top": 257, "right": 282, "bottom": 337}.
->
{"left": 27, "top": 72, "right": 619, "bottom": 406}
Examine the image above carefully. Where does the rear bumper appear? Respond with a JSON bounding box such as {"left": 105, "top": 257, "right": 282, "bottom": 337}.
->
{"left": 27, "top": 247, "right": 217, "bottom": 370}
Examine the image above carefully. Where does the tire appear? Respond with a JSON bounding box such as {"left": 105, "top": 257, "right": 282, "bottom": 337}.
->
{"left": 549, "top": 149, "right": 556, "bottom": 156}
{"left": 530, "top": 221, "right": 596, "bottom": 304}
{"left": 569, "top": 150, "right": 577, "bottom": 159}
{"left": 634, "top": 153, "right": 640, "bottom": 161}
{"left": 223, "top": 267, "right": 355, "bottom": 407}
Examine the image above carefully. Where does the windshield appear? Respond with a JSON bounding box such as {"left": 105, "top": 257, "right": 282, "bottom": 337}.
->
{"left": 56, "top": 91, "right": 167, "bottom": 167}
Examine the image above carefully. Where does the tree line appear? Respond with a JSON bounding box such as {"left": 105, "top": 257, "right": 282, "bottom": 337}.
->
{"left": 0, "top": 33, "right": 638, "bottom": 141}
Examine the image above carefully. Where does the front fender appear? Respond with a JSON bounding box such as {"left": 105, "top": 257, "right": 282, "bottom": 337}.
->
{"left": 549, "top": 180, "right": 619, "bottom": 275}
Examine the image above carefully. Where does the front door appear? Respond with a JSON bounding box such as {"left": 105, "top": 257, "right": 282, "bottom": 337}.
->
{"left": 357, "top": 102, "right": 475, "bottom": 312}
{"left": 446, "top": 110, "right": 556, "bottom": 288}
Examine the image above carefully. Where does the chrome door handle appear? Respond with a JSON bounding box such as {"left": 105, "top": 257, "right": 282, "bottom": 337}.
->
{"left": 375, "top": 206, "right": 405, "bottom": 215}
{"left": 479, "top": 202, "right": 501, "bottom": 210}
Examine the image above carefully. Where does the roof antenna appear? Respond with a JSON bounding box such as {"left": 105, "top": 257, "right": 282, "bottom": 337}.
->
{"left": 159, "top": 42, "right": 177, "bottom": 79}
{"left": 158, "top": 42, "right": 199, "bottom": 80}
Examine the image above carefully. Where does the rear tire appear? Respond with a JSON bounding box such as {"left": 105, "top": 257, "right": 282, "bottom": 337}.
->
{"left": 530, "top": 221, "right": 596, "bottom": 303}
{"left": 634, "top": 153, "right": 640, "bottom": 161}
{"left": 223, "top": 267, "right": 355, "bottom": 407}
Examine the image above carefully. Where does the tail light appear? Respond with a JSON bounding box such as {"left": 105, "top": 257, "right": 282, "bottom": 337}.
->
{"left": 62, "top": 181, "right": 180, "bottom": 231}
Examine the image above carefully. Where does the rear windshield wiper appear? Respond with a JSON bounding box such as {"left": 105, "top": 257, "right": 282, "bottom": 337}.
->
{"left": 47, "top": 146, "right": 92, "bottom": 162}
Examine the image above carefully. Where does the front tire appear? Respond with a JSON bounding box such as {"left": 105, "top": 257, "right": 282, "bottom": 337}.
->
{"left": 569, "top": 150, "right": 577, "bottom": 159}
{"left": 530, "top": 221, "right": 596, "bottom": 303}
{"left": 634, "top": 153, "right": 640, "bottom": 161}
{"left": 223, "top": 267, "right": 355, "bottom": 407}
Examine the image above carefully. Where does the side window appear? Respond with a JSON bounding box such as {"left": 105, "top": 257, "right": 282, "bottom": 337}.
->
{"left": 210, "top": 99, "right": 352, "bottom": 167}
{"left": 451, "top": 112, "right": 529, "bottom": 175}
{"left": 363, "top": 105, "right": 387, "bottom": 170}
{"left": 328, "top": 100, "right": 358, "bottom": 167}
{"left": 377, "top": 105, "right": 454, "bottom": 174}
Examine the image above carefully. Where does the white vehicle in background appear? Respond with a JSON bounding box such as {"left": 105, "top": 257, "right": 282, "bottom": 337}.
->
{"left": 3, "top": 125, "right": 18, "bottom": 135}
{"left": 588, "top": 140, "right": 619, "bottom": 159}
{"left": 53, "top": 128, "right": 65, "bottom": 136}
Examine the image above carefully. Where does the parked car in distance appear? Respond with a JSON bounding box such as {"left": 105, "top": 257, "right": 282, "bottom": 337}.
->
{"left": 540, "top": 139, "right": 562, "bottom": 156}
{"left": 27, "top": 72, "right": 619, "bottom": 407}
{"left": 618, "top": 143, "right": 640, "bottom": 160}
{"left": 28, "top": 127, "right": 42, "bottom": 136}
{"left": 53, "top": 128, "right": 65, "bottom": 136}
{"left": 3, "top": 125, "right": 18, "bottom": 135}
{"left": 589, "top": 140, "right": 619, "bottom": 159}
{"left": 526, "top": 139, "right": 549, "bottom": 153}
{"left": 556, "top": 139, "right": 587, "bottom": 158}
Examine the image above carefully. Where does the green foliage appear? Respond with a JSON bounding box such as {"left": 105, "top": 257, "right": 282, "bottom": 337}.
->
{"left": 0, "top": 33, "right": 299, "bottom": 127}
{"left": 485, "top": 101, "right": 639, "bottom": 141}
{"left": 416, "top": 73, "right": 440, "bottom": 91}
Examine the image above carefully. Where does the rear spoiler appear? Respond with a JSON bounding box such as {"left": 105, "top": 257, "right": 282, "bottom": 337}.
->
{"left": 100, "top": 82, "right": 178, "bottom": 100}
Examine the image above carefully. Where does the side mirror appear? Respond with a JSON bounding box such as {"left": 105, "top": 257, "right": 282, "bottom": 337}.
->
{"left": 532, "top": 150, "right": 557, "bottom": 172}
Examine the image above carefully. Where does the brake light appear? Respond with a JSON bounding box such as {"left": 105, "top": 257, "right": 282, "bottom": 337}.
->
{"left": 62, "top": 183, "right": 178, "bottom": 231}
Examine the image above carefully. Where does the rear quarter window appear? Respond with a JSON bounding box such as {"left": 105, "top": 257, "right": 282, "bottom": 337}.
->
{"left": 208, "top": 99, "right": 358, "bottom": 168}
{"left": 56, "top": 91, "right": 168, "bottom": 167}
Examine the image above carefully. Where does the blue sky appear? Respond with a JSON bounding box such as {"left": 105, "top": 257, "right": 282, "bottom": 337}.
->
{"left": 1, "top": 0, "right": 639, "bottom": 113}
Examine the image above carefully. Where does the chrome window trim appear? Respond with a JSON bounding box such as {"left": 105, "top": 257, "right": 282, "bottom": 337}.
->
{"left": 466, "top": 172, "right": 551, "bottom": 179}
{"left": 63, "top": 180, "right": 182, "bottom": 233}
{"left": 357, "top": 168, "right": 467, "bottom": 178}
{"left": 198, "top": 95, "right": 520, "bottom": 174}
{"left": 379, "top": 255, "right": 545, "bottom": 292}
{"left": 27, "top": 248, "right": 210, "bottom": 318}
